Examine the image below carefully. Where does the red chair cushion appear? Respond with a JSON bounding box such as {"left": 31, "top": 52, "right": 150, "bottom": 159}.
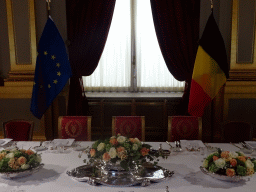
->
{"left": 171, "top": 116, "right": 199, "bottom": 141}
{"left": 115, "top": 117, "right": 142, "bottom": 140}
{"left": 60, "top": 116, "right": 88, "bottom": 141}
{"left": 5, "top": 122, "right": 32, "bottom": 141}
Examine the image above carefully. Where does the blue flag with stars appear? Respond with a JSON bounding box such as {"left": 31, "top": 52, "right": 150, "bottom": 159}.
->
{"left": 31, "top": 16, "right": 72, "bottom": 119}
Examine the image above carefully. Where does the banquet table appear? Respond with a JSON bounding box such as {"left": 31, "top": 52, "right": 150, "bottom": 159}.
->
{"left": 0, "top": 141, "right": 256, "bottom": 192}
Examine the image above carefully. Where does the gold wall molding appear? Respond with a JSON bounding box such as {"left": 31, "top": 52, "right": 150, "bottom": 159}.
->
{"left": 230, "top": 0, "right": 256, "bottom": 80}
{"left": 6, "top": 0, "right": 36, "bottom": 79}
{"left": 224, "top": 81, "right": 256, "bottom": 122}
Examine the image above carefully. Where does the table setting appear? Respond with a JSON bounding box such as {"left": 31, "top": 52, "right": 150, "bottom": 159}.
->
{"left": 0, "top": 138, "right": 255, "bottom": 192}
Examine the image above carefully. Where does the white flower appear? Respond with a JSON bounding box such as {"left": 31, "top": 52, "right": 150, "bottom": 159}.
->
{"left": 132, "top": 144, "right": 138, "bottom": 151}
{"left": 97, "top": 143, "right": 105, "bottom": 151}
{"left": 6, "top": 152, "right": 14, "bottom": 159}
{"left": 229, "top": 152, "right": 238, "bottom": 159}
{"left": 134, "top": 138, "right": 141, "bottom": 144}
{"left": 21, "top": 164, "right": 30, "bottom": 170}
{"left": 245, "top": 159, "right": 254, "bottom": 169}
{"left": 214, "top": 158, "right": 226, "bottom": 168}
{"left": 36, "top": 154, "right": 42, "bottom": 163}
{"left": 117, "top": 136, "right": 126, "bottom": 144}
{"left": 109, "top": 147, "right": 117, "bottom": 159}
{"left": 203, "top": 159, "right": 209, "bottom": 168}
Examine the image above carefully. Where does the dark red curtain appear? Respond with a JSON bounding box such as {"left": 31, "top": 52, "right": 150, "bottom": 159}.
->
{"left": 66, "top": 0, "right": 116, "bottom": 115}
{"left": 150, "top": 0, "right": 200, "bottom": 114}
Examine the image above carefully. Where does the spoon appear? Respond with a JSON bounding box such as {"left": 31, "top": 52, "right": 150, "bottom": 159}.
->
{"left": 166, "top": 141, "right": 173, "bottom": 148}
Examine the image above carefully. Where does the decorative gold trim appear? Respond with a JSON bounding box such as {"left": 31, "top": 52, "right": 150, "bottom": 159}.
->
{"left": 6, "top": 0, "right": 36, "bottom": 72}
{"left": 230, "top": 0, "right": 256, "bottom": 79}
{"left": 112, "top": 116, "right": 116, "bottom": 136}
{"left": 87, "top": 116, "right": 92, "bottom": 141}
{"left": 141, "top": 116, "right": 145, "bottom": 142}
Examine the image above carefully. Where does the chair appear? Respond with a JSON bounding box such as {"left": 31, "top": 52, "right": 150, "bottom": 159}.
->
{"left": 112, "top": 116, "right": 145, "bottom": 141}
{"left": 3, "top": 120, "right": 34, "bottom": 141}
{"left": 58, "top": 116, "right": 92, "bottom": 141}
{"left": 168, "top": 116, "right": 202, "bottom": 142}
{"left": 223, "top": 121, "right": 253, "bottom": 143}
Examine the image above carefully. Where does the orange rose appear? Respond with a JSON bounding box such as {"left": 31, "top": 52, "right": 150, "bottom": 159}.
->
{"left": 117, "top": 146, "right": 125, "bottom": 153}
{"left": 221, "top": 151, "right": 229, "bottom": 159}
{"left": 109, "top": 138, "right": 118, "bottom": 145}
{"left": 230, "top": 159, "right": 237, "bottom": 167}
{"left": 17, "top": 156, "right": 27, "bottom": 166}
{"left": 129, "top": 138, "right": 135, "bottom": 143}
{"left": 20, "top": 149, "right": 26, "bottom": 153}
{"left": 103, "top": 152, "right": 111, "bottom": 162}
{"left": 25, "top": 149, "right": 34, "bottom": 155}
{"left": 140, "top": 147, "right": 149, "bottom": 156}
{"left": 226, "top": 168, "right": 235, "bottom": 177}
{"left": 213, "top": 156, "right": 219, "bottom": 161}
{"left": 238, "top": 156, "right": 246, "bottom": 162}
{"left": 90, "top": 149, "right": 96, "bottom": 157}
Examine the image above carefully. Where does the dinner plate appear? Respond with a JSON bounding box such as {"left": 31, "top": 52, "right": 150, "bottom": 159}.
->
{"left": 73, "top": 146, "right": 88, "bottom": 151}
{"left": 0, "top": 164, "right": 44, "bottom": 179}
{"left": 33, "top": 146, "right": 48, "bottom": 151}
{"left": 200, "top": 166, "right": 251, "bottom": 182}
{"left": 67, "top": 164, "right": 174, "bottom": 186}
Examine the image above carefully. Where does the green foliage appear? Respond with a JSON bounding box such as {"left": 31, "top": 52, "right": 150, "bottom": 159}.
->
{"left": 209, "top": 163, "right": 219, "bottom": 173}
{"left": 237, "top": 165, "right": 247, "bottom": 176}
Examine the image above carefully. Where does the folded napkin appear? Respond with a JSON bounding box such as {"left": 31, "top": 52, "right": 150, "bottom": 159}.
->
{"left": 0, "top": 138, "right": 13, "bottom": 146}
{"left": 180, "top": 140, "right": 205, "bottom": 148}
{"left": 244, "top": 141, "right": 256, "bottom": 149}
{"left": 52, "top": 138, "right": 75, "bottom": 146}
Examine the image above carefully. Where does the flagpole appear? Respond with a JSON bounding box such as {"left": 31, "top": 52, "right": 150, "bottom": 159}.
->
{"left": 46, "top": 0, "right": 51, "bottom": 17}
{"left": 210, "top": 0, "right": 213, "bottom": 12}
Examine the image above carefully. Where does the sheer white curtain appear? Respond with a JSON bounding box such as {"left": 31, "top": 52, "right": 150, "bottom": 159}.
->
{"left": 83, "top": 0, "right": 131, "bottom": 92}
{"left": 83, "top": 0, "right": 184, "bottom": 92}
{"left": 135, "top": 0, "right": 184, "bottom": 92}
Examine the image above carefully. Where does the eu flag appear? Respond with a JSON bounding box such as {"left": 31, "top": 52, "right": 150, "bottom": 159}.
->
{"left": 31, "top": 16, "right": 72, "bottom": 119}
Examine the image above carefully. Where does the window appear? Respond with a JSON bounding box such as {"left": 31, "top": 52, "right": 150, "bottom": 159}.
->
{"left": 83, "top": 0, "right": 185, "bottom": 92}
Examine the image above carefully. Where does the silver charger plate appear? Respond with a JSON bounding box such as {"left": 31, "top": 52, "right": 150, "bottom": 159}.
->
{"left": 67, "top": 164, "right": 174, "bottom": 186}
{"left": 200, "top": 166, "right": 252, "bottom": 182}
{"left": 0, "top": 163, "right": 44, "bottom": 179}
{"left": 66, "top": 165, "right": 97, "bottom": 182}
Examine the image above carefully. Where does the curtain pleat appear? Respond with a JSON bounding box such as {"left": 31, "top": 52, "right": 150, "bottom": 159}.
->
{"left": 150, "top": 0, "right": 200, "bottom": 113}
{"left": 66, "top": 0, "right": 116, "bottom": 115}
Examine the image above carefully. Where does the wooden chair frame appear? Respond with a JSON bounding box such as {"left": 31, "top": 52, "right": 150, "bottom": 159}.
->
{"left": 58, "top": 116, "right": 92, "bottom": 141}
{"left": 3, "top": 119, "right": 34, "bottom": 141}
{"left": 168, "top": 116, "right": 202, "bottom": 142}
{"left": 112, "top": 116, "right": 145, "bottom": 141}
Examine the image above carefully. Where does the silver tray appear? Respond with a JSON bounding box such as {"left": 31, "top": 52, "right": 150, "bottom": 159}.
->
{"left": 200, "top": 166, "right": 252, "bottom": 182}
{"left": 0, "top": 163, "right": 44, "bottom": 179}
{"left": 67, "top": 164, "right": 174, "bottom": 187}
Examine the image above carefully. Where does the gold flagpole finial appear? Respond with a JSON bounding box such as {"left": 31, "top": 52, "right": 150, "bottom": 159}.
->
{"left": 210, "top": 0, "right": 213, "bottom": 12}
{"left": 46, "top": 0, "right": 51, "bottom": 16}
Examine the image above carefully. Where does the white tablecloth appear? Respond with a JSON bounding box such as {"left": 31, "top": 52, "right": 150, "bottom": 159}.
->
{"left": 0, "top": 142, "right": 256, "bottom": 192}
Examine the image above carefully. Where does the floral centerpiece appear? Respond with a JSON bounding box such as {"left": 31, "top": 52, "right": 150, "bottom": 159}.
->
{"left": 202, "top": 148, "right": 256, "bottom": 177}
{"left": 87, "top": 134, "right": 161, "bottom": 171}
{"left": 0, "top": 148, "right": 42, "bottom": 172}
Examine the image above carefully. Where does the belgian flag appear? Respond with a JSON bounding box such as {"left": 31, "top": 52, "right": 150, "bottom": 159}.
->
{"left": 188, "top": 13, "right": 229, "bottom": 117}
